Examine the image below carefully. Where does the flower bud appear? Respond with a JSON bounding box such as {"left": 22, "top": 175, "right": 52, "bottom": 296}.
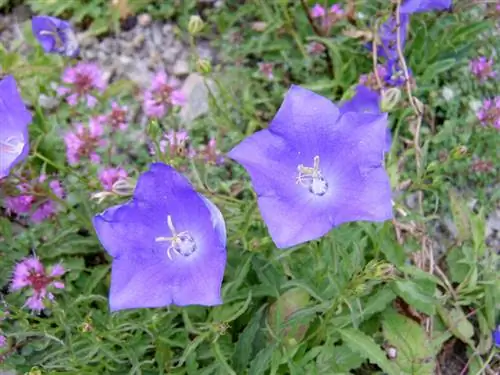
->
{"left": 381, "top": 88, "right": 401, "bottom": 112}
{"left": 112, "top": 178, "right": 135, "bottom": 197}
{"left": 90, "top": 191, "right": 114, "bottom": 204}
{"left": 196, "top": 59, "right": 212, "bottom": 74}
{"left": 188, "top": 15, "right": 204, "bottom": 35}
{"left": 451, "top": 145, "right": 468, "bottom": 159}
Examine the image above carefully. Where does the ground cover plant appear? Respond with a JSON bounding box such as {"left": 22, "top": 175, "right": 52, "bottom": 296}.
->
{"left": 0, "top": 0, "right": 499, "bottom": 374}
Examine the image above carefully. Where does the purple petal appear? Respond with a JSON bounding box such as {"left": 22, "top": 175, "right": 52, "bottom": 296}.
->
{"left": 268, "top": 85, "right": 341, "bottom": 160}
{"left": 339, "top": 85, "right": 381, "bottom": 115}
{"left": 339, "top": 85, "right": 392, "bottom": 152}
{"left": 400, "top": 0, "right": 452, "bottom": 13}
{"left": 0, "top": 76, "right": 31, "bottom": 178}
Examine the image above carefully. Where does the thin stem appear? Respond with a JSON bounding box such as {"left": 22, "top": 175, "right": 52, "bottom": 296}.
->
{"left": 299, "top": 0, "right": 335, "bottom": 79}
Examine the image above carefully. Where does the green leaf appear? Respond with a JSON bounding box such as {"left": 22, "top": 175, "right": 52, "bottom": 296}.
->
{"left": 337, "top": 328, "right": 399, "bottom": 375}
{"left": 316, "top": 343, "right": 364, "bottom": 373}
{"left": 437, "top": 306, "right": 475, "bottom": 345}
{"left": 382, "top": 310, "right": 436, "bottom": 374}
{"left": 249, "top": 343, "right": 277, "bottom": 375}
{"left": 446, "top": 247, "right": 471, "bottom": 283}
{"left": 233, "top": 307, "right": 265, "bottom": 372}
{"left": 392, "top": 279, "right": 437, "bottom": 315}
{"left": 449, "top": 188, "right": 472, "bottom": 243}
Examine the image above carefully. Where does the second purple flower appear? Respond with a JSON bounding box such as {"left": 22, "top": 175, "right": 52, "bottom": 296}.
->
{"left": 228, "top": 85, "right": 393, "bottom": 249}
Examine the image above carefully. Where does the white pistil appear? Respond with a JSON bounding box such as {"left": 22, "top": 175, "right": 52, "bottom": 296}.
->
{"left": 155, "top": 215, "right": 196, "bottom": 259}
{"left": 296, "top": 155, "right": 328, "bottom": 196}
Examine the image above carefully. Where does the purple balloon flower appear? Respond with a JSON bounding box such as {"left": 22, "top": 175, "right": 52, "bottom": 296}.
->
{"left": 366, "top": 14, "right": 409, "bottom": 60}
{"left": 93, "top": 163, "right": 227, "bottom": 311}
{"left": 400, "top": 0, "right": 452, "bottom": 14}
{"left": 0, "top": 75, "right": 32, "bottom": 179}
{"left": 31, "top": 16, "right": 79, "bottom": 57}
{"left": 339, "top": 85, "right": 392, "bottom": 153}
{"left": 228, "top": 85, "right": 393, "bottom": 249}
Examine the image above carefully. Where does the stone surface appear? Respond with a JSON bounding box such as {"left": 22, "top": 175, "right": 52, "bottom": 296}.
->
{"left": 179, "top": 73, "right": 217, "bottom": 125}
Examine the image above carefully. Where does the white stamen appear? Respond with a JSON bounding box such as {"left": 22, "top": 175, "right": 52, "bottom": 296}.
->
{"left": 296, "top": 155, "right": 328, "bottom": 196}
{"left": 155, "top": 215, "right": 196, "bottom": 259}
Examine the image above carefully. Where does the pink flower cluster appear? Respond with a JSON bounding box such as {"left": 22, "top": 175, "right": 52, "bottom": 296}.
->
{"left": 258, "top": 63, "right": 274, "bottom": 80}
{"left": 0, "top": 334, "right": 5, "bottom": 348}
{"left": 11, "top": 257, "right": 65, "bottom": 312}
{"left": 143, "top": 71, "right": 186, "bottom": 119}
{"left": 98, "top": 102, "right": 128, "bottom": 131}
{"left": 476, "top": 96, "right": 500, "bottom": 129}
{"left": 470, "top": 57, "right": 496, "bottom": 82}
{"left": 57, "top": 62, "right": 107, "bottom": 108}
{"left": 99, "top": 167, "right": 128, "bottom": 191}
{"left": 150, "top": 130, "right": 224, "bottom": 165}
{"left": 310, "top": 3, "right": 344, "bottom": 34}
{"left": 4, "top": 174, "right": 64, "bottom": 223}
{"left": 198, "top": 138, "right": 225, "bottom": 165}
{"left": 64, "top": 117, "right": 106, "bottom": 165}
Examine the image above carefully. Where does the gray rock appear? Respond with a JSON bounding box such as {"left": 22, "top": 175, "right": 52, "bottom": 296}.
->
{"left": 179, "top": 73, "right": 217, "bottom": 125}
{"left": 151, "top": 23, "right": 164, "bottom": 46}
{"left": 38, "top": 94, "right": 60, "bottom": 110}
{"left": 172, "top": 58, "right": 190, "bottom": 76}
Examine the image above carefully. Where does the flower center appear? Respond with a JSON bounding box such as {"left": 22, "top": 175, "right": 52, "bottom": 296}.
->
{"left": 296, "top": 155, "right": 328, "bottom": 196}
{"left": 155, "top": 215, "right": 197, "bottom": 259}
{"left": 0, "top": 136, "right": 24, "bottom": 155}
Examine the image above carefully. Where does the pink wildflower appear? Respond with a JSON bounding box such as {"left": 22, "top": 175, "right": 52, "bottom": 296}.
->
{"left": 153, "top": 130, "right": 190, "bottom": 157}
{"left": 307, "top": 42, "right": 326, "bottom": 56}
{"left": 0, "top": 335, "right": 6, "bottom": 348}
{"left": 310, "top": 3, "right": 344, "bottom": 33}
{"left": 101, "top": 102, "right": 128, "bottom": 131}
{"left": 310, "top": 4, "right": 326, "bottom": 18}
{"left": 470, "top": 57, "right": 496, "bottom": 82}
{"left": 57, "top": 62, "right": 107, "bottom": 108}
{"left": 4, "top": 175, "right": 64, "bottom": 223}
{"left": 64, "top": 117, "right": 105, "bottom": 165}
{"left": 11, "top": 257, "right": 65, "bottom": 312}
{"left": 98, "top": 167, "right": 128, "bottom": 191}
{"left": 143, "top": 71, "right": 186, "bottom": 119}
{"left": 258, "top": 63, "right": 274, "bottom": 80}
{"left": 198, "top": 137, "right": 224, "bottom": 165}
{"left": 476, "top": 96, "right": 500, "bottom": 129}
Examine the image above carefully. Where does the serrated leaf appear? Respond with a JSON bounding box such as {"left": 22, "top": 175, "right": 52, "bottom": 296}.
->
{"left": 382, "top": 310, "right": 436, "bottom": 374}
{"left": 316, "top": 343, "right": 364, "bottom": 373}
{"left": 337, "top": 328, "right": 399, "bottom": 375}
{"left": 233, "top": 307, "right": 265, "bottom": 372}
{"left": 249, "top": 343, "right": 276, "bottom": 375}
{"left": 446, "top": 247, "right": 471, "bottom": 283}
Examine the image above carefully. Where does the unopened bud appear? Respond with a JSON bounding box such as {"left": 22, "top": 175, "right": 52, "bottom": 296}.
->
{"left": 451, "top": 145, "right": 468, "bottom": 159}
{"left": 196, "top": 59, "right": 212, "bottom": 74}
{"left": 188, "top": 15, "right": 204, "bottom": 35}
{"left": 381, "top": 88, "right": 401, "bottom": 112}
{"left": 112, "top": 178, "right": 135, "bottom": 197}
{"left": 90, "top": 191, "right": 114, "bottom": 204}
